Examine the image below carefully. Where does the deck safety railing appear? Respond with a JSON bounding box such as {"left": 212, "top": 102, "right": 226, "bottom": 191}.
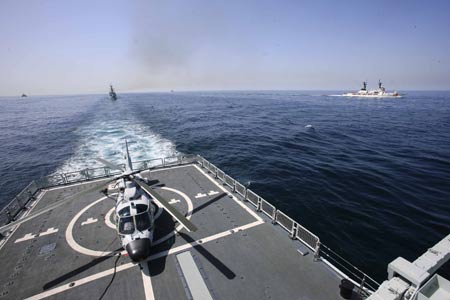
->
{"left": 197, "top": 155, "right": 321, "bottom": 250}
{"left": 0, "top": 154, "right": 196, "bottom": 228}
{"left": 319, "top": 244, "right": 380, "bottom": 297}
{"left": 1, "top": 153, "right": 380, "bottom": 296}
{"left": 196, "top": 155, "right": 380, "bottom": 296}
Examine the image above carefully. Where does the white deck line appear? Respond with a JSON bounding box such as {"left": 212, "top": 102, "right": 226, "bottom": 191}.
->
{"left": 176, "top": 251, "right": 213, "bottom": 300}
{"left": 25, "top": 220, "right": 263, "bottom": 300}
{"left": 24, "top": 259, "right": 135, "bottom": 300}
{"left": 193, "top": 164, "right": 264, "bottom": 222}
{"left": 147, "top": 220, "right": 263, "bottom": 262}
{"left": 141, "top": 263, "right": 155, "bottom": 300}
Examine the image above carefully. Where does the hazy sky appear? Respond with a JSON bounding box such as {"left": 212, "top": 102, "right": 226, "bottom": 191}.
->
{"left": 1, "top": 0, "right": 449, "bottom": 96}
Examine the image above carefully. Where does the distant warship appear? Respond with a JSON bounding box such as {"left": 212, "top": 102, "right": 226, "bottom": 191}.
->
{"left": 343, "top": 80, "right": 401, "bottom": 98}
{"left": 109, "top": 85, "right": 117, "bottom": 100}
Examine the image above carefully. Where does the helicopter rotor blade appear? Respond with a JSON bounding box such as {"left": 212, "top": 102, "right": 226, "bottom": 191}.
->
{"left": 133, "top": 177, "right": 197, "bottom": 232}
{"left": 0, "top": 179, "right": 113, "bottom": 233}
{"left": 96, "top": 158, "right": 124, "bottom": 172}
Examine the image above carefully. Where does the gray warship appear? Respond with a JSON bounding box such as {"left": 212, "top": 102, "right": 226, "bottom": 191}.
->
{"left": 0, "top": 151, "right": 449, "bottom": 300}
{"left": 109, "top": 85, "right": 117, "bottom": 101}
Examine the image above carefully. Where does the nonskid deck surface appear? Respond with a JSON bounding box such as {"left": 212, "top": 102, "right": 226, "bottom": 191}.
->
{"left": 0, "top": 164, "right": 345, "bottom": 300}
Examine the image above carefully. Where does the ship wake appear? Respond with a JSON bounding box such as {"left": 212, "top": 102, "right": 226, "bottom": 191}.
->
{"left": 53, "top": 119, "right": 178, "bottom": 174}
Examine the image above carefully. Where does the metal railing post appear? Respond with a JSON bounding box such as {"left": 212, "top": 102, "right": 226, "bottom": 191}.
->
{"left": 359, "top": 274, "right": 366, "bottom": 294}
{"left": 6, "top": 210, "right": 13, "bottom": 223}
{"left": 290, "top": 223, "right": 297, "bottom": 239}
{"left": 232, "top": 181, "right": 236, "bottom": 193}
{"left": 257, "top": 198, "right": 262, "bottom": 212}
{"left": 14, "top": 196, "right": 23, "bottom": 210}
{"left": 27, "top": 190, "right": 35, "bottom": 202}
{"left": 272, "top": 209, "right": 277, "bottom": 224}
{"left": 314, "top": 240, "right": 321, "bottom": 261}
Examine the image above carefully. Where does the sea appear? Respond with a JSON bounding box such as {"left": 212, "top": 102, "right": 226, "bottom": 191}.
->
{"left": 1, "top": 91, "right": 449, "bottom": 282}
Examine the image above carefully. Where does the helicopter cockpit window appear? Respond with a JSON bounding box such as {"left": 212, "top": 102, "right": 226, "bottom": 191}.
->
{"left": 118, "top": 216, "right": 134, "bottom": 234}
{"left": 135, "top": 212, "right": 151, "bottom": 231}
{"left": 136, "top": 204, "right": 148, "bottom": 214}
{"left": 118, "top": 207, "right": 130, "bottom": 217}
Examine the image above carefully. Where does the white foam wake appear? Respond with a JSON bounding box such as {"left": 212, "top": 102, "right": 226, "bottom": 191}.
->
{"left": 54, "top": 119, "right": 178, "bottom": 174}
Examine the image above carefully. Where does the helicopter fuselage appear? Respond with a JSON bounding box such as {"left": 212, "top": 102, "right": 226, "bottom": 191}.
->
{"left": 115, "top": 178, "right": 155, "bottom": 262}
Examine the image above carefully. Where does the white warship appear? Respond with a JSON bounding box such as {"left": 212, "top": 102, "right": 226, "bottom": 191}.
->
{"left": 343, "top": 80, "right": 402, "bottom": 98}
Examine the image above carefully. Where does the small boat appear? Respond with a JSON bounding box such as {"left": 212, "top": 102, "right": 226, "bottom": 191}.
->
{"left": 343, "top": 80, "right": 402, "bottom": 98}
{"left": 21, "top": 94, "right": 27, "bottom": 98}
{"left": 109, "top": 85, "right": 117, "bottom": 100}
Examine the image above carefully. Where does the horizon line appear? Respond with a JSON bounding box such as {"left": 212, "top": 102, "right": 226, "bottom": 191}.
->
{"left": 1, "top": 88, "right": 450, "bottom": 98}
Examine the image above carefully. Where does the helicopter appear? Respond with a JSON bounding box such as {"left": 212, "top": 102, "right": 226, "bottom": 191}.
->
{"left": 0, "top": 141, "right": 197, "bottom": 263}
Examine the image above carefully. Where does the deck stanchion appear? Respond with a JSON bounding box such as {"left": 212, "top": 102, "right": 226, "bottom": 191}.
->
{"left": 272, "top": 209, "right": 277, "bottom": 224}
{"left": 358, "top": 274, "right": 366, "bottom": 294}
{"left": 314, "top": 241, "right": 321, "bottom": 261}
{"left": 257, "top": 198, "right": 262, "bottom": 212}
{"left": 290, "top": 223, "right": 297, "bottom": 239}
{"left": 61, "top": 174, "right": 67, "bottom": 184}
{"left": 27, "top": 190, "right": 35, "bottom": 202}
{"left": 6, "top": 210, "right": 13, "bottom": 223}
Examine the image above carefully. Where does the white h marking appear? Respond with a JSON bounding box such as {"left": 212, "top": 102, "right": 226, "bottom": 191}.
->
{"left": 195, "top": 193, "right": 207, "bottom": 199}
{"left": 81, "top": 218, "right": 98, "bottom": 226}
{"left": 14, "top": 233, "right": 36, "bottom": 243}
{"left": 39, "top": 227, "right": 59, "bottom": 237}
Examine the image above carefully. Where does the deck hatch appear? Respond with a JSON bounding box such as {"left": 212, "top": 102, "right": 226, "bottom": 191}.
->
{"left": 39, "top": 242, "right": 56, "bottom": 256}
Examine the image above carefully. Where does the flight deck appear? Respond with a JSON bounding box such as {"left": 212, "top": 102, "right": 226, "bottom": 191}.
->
{"left": 0, "top": 159, "right": 368, "bottom": 300}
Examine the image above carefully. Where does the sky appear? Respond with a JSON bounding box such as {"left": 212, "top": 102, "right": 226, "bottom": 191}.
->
{"left": 0, "top": 0, "right": 449, "bottom": 96}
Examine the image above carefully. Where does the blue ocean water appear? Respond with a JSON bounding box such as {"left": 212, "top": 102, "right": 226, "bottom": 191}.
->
{"left": 1, "top": 91, "right": 449, "bottom": 281}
